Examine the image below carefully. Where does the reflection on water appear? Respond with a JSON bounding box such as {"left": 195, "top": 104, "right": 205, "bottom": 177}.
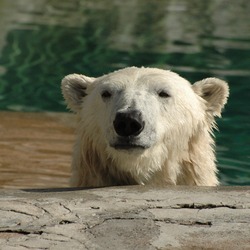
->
{"left": 0, "top": 0, "right": 249, "bottom": 186}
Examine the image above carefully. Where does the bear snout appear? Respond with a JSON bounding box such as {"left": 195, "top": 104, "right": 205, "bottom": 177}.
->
{"left": 113, "top": 110, "right": 145, "bottom": 137}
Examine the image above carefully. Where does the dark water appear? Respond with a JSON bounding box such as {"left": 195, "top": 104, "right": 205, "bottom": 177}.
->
{"left": 0, "top": 0, "right": 249, "bottom": 185}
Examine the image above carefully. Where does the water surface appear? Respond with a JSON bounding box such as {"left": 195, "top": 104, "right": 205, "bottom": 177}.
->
{"left": 0, "top": 0, "right": 249, "bottom": 186}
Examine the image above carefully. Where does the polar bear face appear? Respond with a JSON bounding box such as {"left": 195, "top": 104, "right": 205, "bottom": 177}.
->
{"left": 62, "top": 67, "right": 229, "bottom": 186}
{"left": 90, "top": 68, "right": 204, "bottom": 152}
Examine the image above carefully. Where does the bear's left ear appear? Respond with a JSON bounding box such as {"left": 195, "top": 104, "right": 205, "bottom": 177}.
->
{"left": 192, "top": 78, "right": 229, "bottom": 117}
{"left": 61, "top": 74, "right": 96, "bottom": 112}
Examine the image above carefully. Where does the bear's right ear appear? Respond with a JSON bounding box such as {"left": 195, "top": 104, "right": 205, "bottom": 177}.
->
{"left": 192, "top": 78, "right": 229, "bottom": 117}
{"left": 61, "top": 74, "right": 95, "bottom": 112}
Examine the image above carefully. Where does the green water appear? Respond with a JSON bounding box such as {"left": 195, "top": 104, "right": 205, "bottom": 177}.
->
{"left": 0, "top": 0, "right": 249, "bottom": 185}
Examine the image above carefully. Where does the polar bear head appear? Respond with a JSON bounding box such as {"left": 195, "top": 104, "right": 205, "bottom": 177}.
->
{"left": 62, "top": 67, "right": 229, "bottom": 186}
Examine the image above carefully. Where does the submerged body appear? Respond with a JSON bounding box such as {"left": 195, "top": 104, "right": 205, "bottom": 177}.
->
{"left": 62, "top": 67, "right": 229, "bottom": 187}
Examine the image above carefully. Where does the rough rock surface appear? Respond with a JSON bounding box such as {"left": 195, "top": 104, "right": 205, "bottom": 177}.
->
{"left": 0, "top": 186, "right": 249, "bottom": 249}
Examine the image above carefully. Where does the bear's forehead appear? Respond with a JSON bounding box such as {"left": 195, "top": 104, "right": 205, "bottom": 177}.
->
{"left": 97, "top": 67, "right": 191, "bottom": 90}
{"left": 106, "top": 67, "right": 177, "bottom": 81}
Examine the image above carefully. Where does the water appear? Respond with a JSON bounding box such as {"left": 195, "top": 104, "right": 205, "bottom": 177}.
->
{"left": 0, "top": 0, "right": 249, "bottom": 186}
{"left": 0, "top": 111, "right": 73, "bottom": 189}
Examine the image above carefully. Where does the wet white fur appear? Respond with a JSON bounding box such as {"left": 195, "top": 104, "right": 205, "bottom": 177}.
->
{"left": 62, "top": 67, "right": 229, "bottom": 187}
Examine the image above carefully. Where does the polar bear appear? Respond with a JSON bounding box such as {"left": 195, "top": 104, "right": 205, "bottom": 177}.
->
{"left": 61, "top": 67, "right": 229, "bottom": 187}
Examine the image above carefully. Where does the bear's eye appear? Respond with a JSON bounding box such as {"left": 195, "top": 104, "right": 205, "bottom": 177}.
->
{"left": 158, "top": 90, "right": 170, "bottom": 98}
{"left": 101, "top": 90, "right": 112, "bottom": 99}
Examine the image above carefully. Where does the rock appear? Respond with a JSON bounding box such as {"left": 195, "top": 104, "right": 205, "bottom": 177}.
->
{"left": 0, "top": 186, "right": 249, "bottom": 249}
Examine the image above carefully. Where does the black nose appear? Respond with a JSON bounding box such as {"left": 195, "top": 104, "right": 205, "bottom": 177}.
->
{"left": 113, "top": 110, "right": 145, "bottom": 137}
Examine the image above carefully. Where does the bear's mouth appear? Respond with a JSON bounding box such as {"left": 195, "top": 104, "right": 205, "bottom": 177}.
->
{"left": 111, "top": 141, "right": 148, "bottom": 150}
{"left": 113, "top": 144, "right": 146, "bottom": 150}
{"left": 110, "top": 136, "right": 151, "bottom": 151}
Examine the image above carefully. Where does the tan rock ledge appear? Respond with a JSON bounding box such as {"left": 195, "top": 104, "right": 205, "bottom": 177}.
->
{"left": 0, "top": 186, "right": 249, "bottom": 250}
